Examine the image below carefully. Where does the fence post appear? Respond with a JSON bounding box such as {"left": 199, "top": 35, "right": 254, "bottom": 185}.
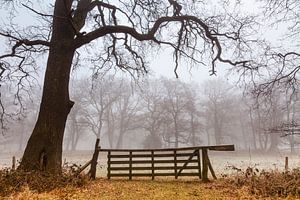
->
{"left": 197, "top": 149, "right": 201, "bottom": 179}
{"left": 202, "top": 148, "right": 209, "bottom": 182}
{"left": 174, "top": 150, "right": 178, "bottom": 179}
{"left": 151, "top": 150, "right": 154, "bottom": 180}
{"left": 285, "top": 157, "right": 289, "bottom": 172}
{"left": 207, "top": 157, "right": 217, "bottom": 179}
{"left": 129, "top": 151, "right": 132, "bottom": 180}
{"left": 12, "top": 156, "right": 16, "bottom": 170}
{"left": 90, "top": 138, "right": 100, "bottom": 180}
{"left": 107, "top": 151, "right": 111, "bottom": 179}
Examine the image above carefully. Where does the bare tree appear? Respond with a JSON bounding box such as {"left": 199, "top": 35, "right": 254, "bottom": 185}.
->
{"left": 201, "top": 79, "right": 235, "bottom": 145}
{"left": 64, "top": 107, "right": 84, "bottom": 151}
{"left": 80, "top": 75, "right": 121, "bottom": 140}
{"left": 261, "top": 89, "right": 300, "bottom": 152}
{"left": 247, "top": 87, "right": 286, "bottom": 151}
{"left": 0, "top": 0, "right": 256, "bottom": 173}
{"left": 184, "top": 83, "right": 202, "bottom": 146}
{"left": 283, "top": 92, "right": 300, "bottom": 152}
{"left": 161, "top": 78, "right": 194, "bottom": 147}
{"left": 105, "top": 100, "right": 116, "bottom": 148}
{"left": 0, "top": 83, "right": 39, "bottom": 151}
{"left": 244, "top": 98, "right": 260, "bottom": 150}
{"left": 64, "top": 79, "right": 87, "bottom": 151}
{"left": 114, "top": 81, "right": 141, "bottom": 148}
{"left": 138, "top": 79, "right": 165, "bottom": 148}
{"left": 250, "top": 0, "right": 300, "bottom": 97}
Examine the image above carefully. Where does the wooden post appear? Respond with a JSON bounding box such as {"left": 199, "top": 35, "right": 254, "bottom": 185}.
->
{"left": 285, "top": 157, "right": 289, "bottom": 172}
{"left": 12, "top": 156, "right": 16, "bottom": 170}
{"left": 107, "top": 151, "right": 111, "bottom": 179}
{"left": 76, "top": 159, "right": 92, "bottom": 175}
{"left": 174, "top": 150, "right": 178, "bottom": 179}
{"left": 129, "top": 151, "right": 132, "bottom": 180}
{"left": 151, "top": 150, "right": 155, "bottom": 180}
{"left": 197, "top": 150, "right": 201, "bottom": 179}
{"left": 202, "top": 148, "right": 209, "bottom": 182}
{"left": 90, "top": 138, "right": 100, "bottom": 180}
{"left": 207, "top": 156, "right": 217, "bottom": 179}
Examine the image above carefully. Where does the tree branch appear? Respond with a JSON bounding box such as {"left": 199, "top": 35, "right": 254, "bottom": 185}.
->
{"left": 0, "top": 32, "right": 50, "bottom": 60}
{"left": 72, "top": 0, "right": 121, "bottom": 34}
{"left": 75, "top": 15, "right": 250, "bottom": 74}
{"left": 0, "top": 32, "right": 50, "bottom": 47}
{"left": 21, "top": 3, "right": 54, "bottom": 18}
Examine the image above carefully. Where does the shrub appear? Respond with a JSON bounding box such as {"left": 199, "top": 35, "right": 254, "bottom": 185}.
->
{"left": 225, "top": 166, "right": 300, "bottom": 198}
{"left": 0, "top": 165, "right": 88, "bottom": 197}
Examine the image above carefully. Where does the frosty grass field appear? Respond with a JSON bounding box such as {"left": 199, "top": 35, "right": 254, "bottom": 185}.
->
{"left": 1, "top": 150, "right": 299, "bottom": 177}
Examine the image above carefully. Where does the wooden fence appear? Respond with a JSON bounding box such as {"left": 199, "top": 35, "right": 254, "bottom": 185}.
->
{"left": 81, "top": 139, "right": 234, "bottom": 181}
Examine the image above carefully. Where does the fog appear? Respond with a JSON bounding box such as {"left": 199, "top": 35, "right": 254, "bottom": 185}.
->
{"left": 1, "top": 74, "right": 299, "bottom": 170}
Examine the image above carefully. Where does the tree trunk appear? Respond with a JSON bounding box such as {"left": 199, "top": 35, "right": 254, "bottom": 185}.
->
{"left": 71, "top": 119, "right": 80, "bottom": 151}
{"left": 190, "top": 113, "right": 196, "bottom": 146}
{"left": 289, "top": 135, "right": 295, "bottom": 153}
{"left": 19, "top": 0, "right": 75, "bottom": 174}
{"left": 238, "top": 110, "right": 248, "bottom": 149}
{"left": 268, "top": 106, "right": 280, "bottom": 152}
{"left": 249, "top": 107, "right": 257, "bottom": 150}
{"left": 107, "top": 109, "right": 115, "bottom": 148}
{"left": 213, "top": 105, "right": 222, "bottom": 145}
{"left": 268, "top": 133, "right": 279, "bottom": 151}
{"left": 174, "top": 120, "right": 179, "bottom": 148}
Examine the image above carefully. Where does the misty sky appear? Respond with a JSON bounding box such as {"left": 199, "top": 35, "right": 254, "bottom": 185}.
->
{"left": 0, "top": 0, "right": 288, "bottom": 86}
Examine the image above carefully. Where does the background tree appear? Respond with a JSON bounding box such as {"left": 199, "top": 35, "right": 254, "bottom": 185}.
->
{"left": 161, "top": 78, "right": 195, "bottom": 147}
{"left": 80, "top": 75, "right": 121, "bottom": 139}
{"left": 64, "top": 79, "right": 86, "bottom": 151}
{"left": 139, "top": 79, "right": 165, "bottom": 148}
{"left": 201, "top": 79, "right": 235, "bottom": 145}
{"left": 180, "top": 82, "right": 202, "bottom": 146}
{"left": 282, "top": 91, "right": 300, "bottom": 153}
{"left": 250, "top": 0, "right": 300, "bottom": 97}
{"left": 0, "top": 83, "right": 39, "bottom": 152}
{"left": 114, "top": 81, "right": 141, "bottom": 148}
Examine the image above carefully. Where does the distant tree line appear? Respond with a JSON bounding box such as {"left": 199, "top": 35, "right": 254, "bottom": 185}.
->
{"left": 1, "top": 75, "right": 299, "bottom": 153}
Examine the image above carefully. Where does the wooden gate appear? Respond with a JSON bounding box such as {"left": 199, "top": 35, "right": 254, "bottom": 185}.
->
{"left": 86, "top": 142, "right": 234, "bottom": 181}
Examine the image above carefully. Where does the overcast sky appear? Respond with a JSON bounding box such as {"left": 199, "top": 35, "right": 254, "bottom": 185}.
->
{"left": 0, "top": 0, "right": 287, "bottom": 86}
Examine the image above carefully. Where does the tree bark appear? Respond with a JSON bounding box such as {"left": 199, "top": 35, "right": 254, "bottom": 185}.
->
{"left": 19, "top": 0, "right": 75, "bottom": 173}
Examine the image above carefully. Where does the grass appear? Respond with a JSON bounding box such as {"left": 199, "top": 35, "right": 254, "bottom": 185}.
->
{"left": 1, "top": 160, "right": 299, "bottom": 200}
{"left": 3, "top": 178, "right": 299, "bottom": 200}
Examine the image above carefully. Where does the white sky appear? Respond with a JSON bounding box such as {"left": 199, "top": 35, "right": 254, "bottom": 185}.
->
{"left": 0, "top": 0, "right": 288, "bottom": 86}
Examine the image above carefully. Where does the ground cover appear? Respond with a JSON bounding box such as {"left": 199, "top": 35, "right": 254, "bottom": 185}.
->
{"left": 2, "top": 173, "right": 299, "bottom": 200}
{"left": 1, "top": 151, "right": 299, "bottom": 199}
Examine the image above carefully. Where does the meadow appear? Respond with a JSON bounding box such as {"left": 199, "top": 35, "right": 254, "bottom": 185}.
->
{"left": 1, "top": 150, "right": 299, "bottom": 199}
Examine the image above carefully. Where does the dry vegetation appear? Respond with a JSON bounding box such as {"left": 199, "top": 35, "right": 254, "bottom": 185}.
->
{"left": 0, "top": 165, "right": 88, "bottom": 198}
{"left": 224, "top": 167, "right": 300, "bottom": 198}
{"left": 0, "top": 166, "right": 299, "bottom": 199}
